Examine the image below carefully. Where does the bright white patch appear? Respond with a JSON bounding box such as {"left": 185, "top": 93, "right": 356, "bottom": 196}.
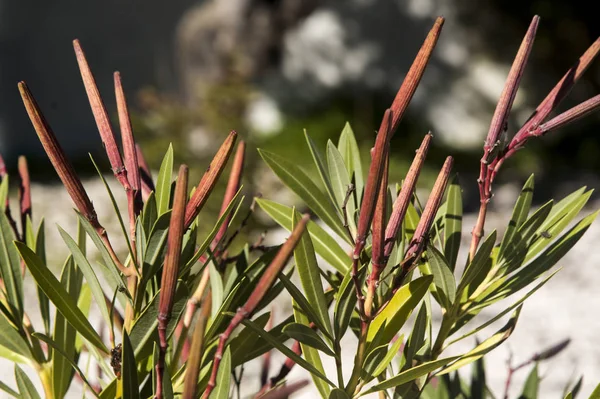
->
{"left": 246, "top": 94, "right": 284, "bottom": 136}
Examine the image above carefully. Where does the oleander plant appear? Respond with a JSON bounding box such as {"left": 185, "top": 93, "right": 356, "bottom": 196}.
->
{"left": 1, "top": 14, "right": 600, "bottom": 399}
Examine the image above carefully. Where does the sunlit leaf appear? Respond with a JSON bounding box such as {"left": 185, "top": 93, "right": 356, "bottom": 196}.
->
{"left": 498, "top": 175, "right": 534, "bottom": 261}
{"left": 0, "top": 211, "right": 23, "bottom": 320}
{"left": 292, "top": 210, "right": 333, "bottom": 337}
{"left": 208, "top": 346, "right": 230, "bottom": 399}
{"left": 16, "top": 243, "right": 108, "bottom": 354}
{"left": 305, "top": 131, "right": 338, "bottom": 211}
{"left": 240, "top": 318, "right": 335, "bottom": 387}
{"left": 15, "top": 365, "right": 41, "bottom": 399}
{"left": 256, "top": 199, "right": 350, "bottom": 272}
{"left": 284, "top": 323, "right": 334, "bottom": 356}
{"left": 338, "top": 122, "right": 364, "bottom": 199}
{"left": 426, "top": 246, "right": 456, "bottom": 307}
{"left": 155, "top": 143, "right": 174, "bottom": 215}
{"left": 368, "top": 275, "right": 432, "bottom": 345}
{"left": 293, "top": 305, "right": 330, "bottom": 398}
{"left": 361, "top": 357, "right": 459, "bottom": 395}
{"left": 259, "top": 149, "right": 349, "bottom": 242}
{"left": 58, "top": 227, "right": 111, "bottom": 327}
{"left": 33, "top": 333, "right": 100, "bottom": 398}
{"left": 327, "top": 140, "right": 357, "bottom": 235}
{"left": 520, "top": 364, "right": 539, "bottom": 399}
{"left": 438, "top": 307, "right": 522, "bottom": 375}
{"left": 444, "top": 175, "right": 462, "bottom": 270}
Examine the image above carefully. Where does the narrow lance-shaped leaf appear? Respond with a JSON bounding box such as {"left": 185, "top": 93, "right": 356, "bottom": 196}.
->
{"left": 155, "top": 144, "right": 174, "bottom": 216}
{"left": 15, "top": 242, "right": 108, "bottom": 353}
{"left": 185, "top": 131, "right": 237, "bottom": 228}
{"left": 122, "top": 331, "right": 140, "bottom": 399}
{"left": 73, "top": 39, "right": 130, "bottom": 191}
{"left": 389, "top": 17, "right": 444, "bottom": 134}
{"left": 202, "top": 214, "right": 310, "bottom": 399}
{"left": 292, "top": 210, "right": 332, "bottom": 337}
{"left": 444, "top": 174, "right": 462, "bottom": 269}
{"left": 156, "top": 165, "right": 188, "bottom": 398}
{"left": 259, "top": 149, "right": 349, "bottom": 242}
{"left": 438, "top": 306, "right": 523, "bottom": 375}
{"left": 384, "top": 133, "right": 432, "bottom": 258}
{"left": 256, "top": 198, "right": 350, "bottom": 273}
{"left": 338, "top": 122, "right": 364, "bottom": 199}
{"left": 15, "top": 365, "right": 41, "bottom": 399}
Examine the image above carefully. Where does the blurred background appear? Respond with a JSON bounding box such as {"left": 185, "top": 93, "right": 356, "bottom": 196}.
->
{"left": 1, "top": 0, "right": 600, "bottom": 397}
{"left": 1, "top": 0, "right": 599, "bottom": 212}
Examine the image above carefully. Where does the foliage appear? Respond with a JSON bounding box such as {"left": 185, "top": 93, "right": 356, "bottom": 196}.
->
{"left": 0, "top": 14, "right": 599, "bottom": 399}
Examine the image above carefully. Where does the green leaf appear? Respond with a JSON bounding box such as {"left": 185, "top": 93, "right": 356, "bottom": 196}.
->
{"left": 210, "top": 263, "right": 224, "bottom": 318}
{"left": 498, "top": 175, "right": 534, "bottom": 261}
{"left": 58, "top": 227, "right": 112, "bottom": 327}
{"left": 439, "top": 306, "right": 522, "bottom": 375}
{"left": 76, "top": 212, "right": 128, "bottom": 301}
{"left": 370, "top": 334, "right": 404, "bottom": 378}
{"left": 32, "top": 333, "right": 100, "bottom": 398}
{"left": 500, "top": 201, "right": 553, "bottom": 270}
{"left": 588, "top": 383, "right": 600, "bottom": 399}
{"left": 90, "top": 155, "right": 135, "bottom": 261}
{"left": 52, "top": 255, "right": 82, "bottom": 398}
{"left": 329, "top": 388, "right": 351, "bottom": 399}
{"left": 278, "top": 273, "right": 333, "bottom": 341}
{"left": 426, "top": 246, "right": 456, "bottom": 307}
{"left": 361, "top": 357, "right": 459, "bottom": 395}
{"left": 449, "top": 269, "right": 559, "bottom": 342}
{"left": 525, "top": 188, "right": 592, "bottom": 263}
{"left": 15, "top": 365, "right": 41, "bottom": 399}
{"left": 259, "top": 149, "right": 349, "bottom": 242}
{"left": 142, "top": 191, "right": 158, "bottom": 236}
{"left": 240, "top": 318, "right": 336, "bottom": 387}
{"left": 368, "top": 275, "right": 432, "bottom": 344}
{"left": 230, "top": 313, "right": 271, "bottom": 366}
{"left": 520, "top": 364, "right": 539, "bottom": 399}
{"left": 33, "top": 218, "right": 50, "bottom": 334}
{"left": 155, "top": 143, "right": 174, "bottom": 215}
{"left": 0, "top": 380, "right": 18, "bottom": 398}
{"left": 493, "top": 211, "right": 598, "bottom": 301}
{"left": 0, "top": 312, "right": 31, "bottom": 361}
{"left": 292, "top": 210, "right": 333, "bottom": 337}
{"left": 305, "top": 131, "right": 338, "bottom": 212}
{"left": 327, "top": 140, "right": 357, "bottom": 235}
{"left": 283, "top": 323, "right": 334, "bottom": 356}
{"left": 122, "top": 331, "right": 140, "bottom": 399}
{"left": 403, "top": 304, "right": 428, "bottom": 370}
{"left": 16, "top": 243, "right": 108, "bottom": 354}
{"left": 444, "top": 175, "right": 462, "bottom": 270}
{"left": 0, "top": 177, "right": 8, "bottom": 212}
{"left": 256, "top": 199, "right": 350, "bottom": 272}
{"left": 338, "top": 122, "right": 364, "bottom": 198}
{"left": 129, "top": 284, "right": 188, "bottom": 358}
{"left": 457, "top": 231, "right": 497, "bottom": 300}
{"left": 209, "top": 347, "right": 231, "bottom": 399}
{"left": 293, "top": 305, "right": 330, "bottom": 398}
{"left": 183, "top": 190, "right": 243, "bottom": 274}
{"left": 0, "top": 211, "right": 23, "bottom": 319}
{"left": 334, "top": 265, "right": 357, "bottom": 341}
